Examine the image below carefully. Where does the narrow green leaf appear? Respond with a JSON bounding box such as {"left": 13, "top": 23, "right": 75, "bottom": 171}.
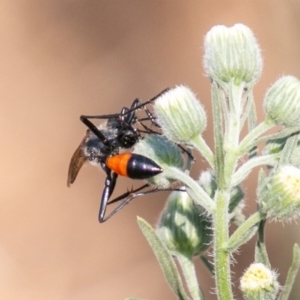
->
{"left": 137, "top": 217, "right": 190, "bottom": 300}
{"left": 278, "top": 244, "right": 300, "bottom": 300}
{"left": 176, "top": 254, "right": 204, "bottom": 300}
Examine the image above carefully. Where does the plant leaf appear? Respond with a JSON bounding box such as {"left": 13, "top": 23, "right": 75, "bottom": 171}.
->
{"left": 278, "top": 244, "right": 300, "bottom": 300}
{"left": 137, "top": 217, "right": 190, "bottom": 300}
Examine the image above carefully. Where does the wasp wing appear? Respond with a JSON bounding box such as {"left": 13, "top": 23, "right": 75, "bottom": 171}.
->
{"left": 67, "top": 136, "right": 88, "bottom": 187}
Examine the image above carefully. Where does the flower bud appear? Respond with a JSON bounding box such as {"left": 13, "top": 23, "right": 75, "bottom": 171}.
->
{"left": 154, "top": 86, "right": 207, "bottom": 144}
{"left": 133, "top": 134, "right": 184, "bottom": 188}
{"left": 259, "top": 165, "right": 300, "bottom": 221}
{"left": 203, "top": 24, "right": 262, "bottom": 86}
{"left": 240, "top": 263, "right": 279, "bottom": 300}
{"left": 264, "top": 76, "right": 300, "bottom": 127}
{"left": 156, "top": 190, "right": 211, "bottom": 257}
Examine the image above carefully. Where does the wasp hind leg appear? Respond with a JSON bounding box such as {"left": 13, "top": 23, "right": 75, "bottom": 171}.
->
{"left": 104, "top": 184, "right": 186, "bottom": 222}
{"left": 101, "top": 184, "right": 149, "bottom": 222}
{"left": 98, "top": 164, "right": 118, "bottom": 223}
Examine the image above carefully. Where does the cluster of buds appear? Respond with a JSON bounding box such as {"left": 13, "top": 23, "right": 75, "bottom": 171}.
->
{"left": 131, "top": 23, "right": 300, "bottom": 300}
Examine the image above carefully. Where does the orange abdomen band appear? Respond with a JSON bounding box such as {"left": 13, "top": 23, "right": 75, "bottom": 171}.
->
{"left": 106, "top": 153, "right": 131, "bottom": 177}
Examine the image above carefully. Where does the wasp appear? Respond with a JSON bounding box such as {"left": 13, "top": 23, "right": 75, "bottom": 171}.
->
{"left": 67, "top": 89, "right": 169, "bottom": 222}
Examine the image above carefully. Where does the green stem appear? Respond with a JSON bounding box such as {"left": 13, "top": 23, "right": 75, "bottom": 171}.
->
{"left": 212, "top": 82, "right": 242, "bottom": 300}
{"left": 213, "top": 190, "right": 233, "bottom": 300}
{"left": 176, "top": 254, "right": 204, "bottom": 300}
{"left": 211, "top": 81, "right": 225, "bottom": 188}
{"left": 164, "top": 167, "right": 215, "bottom": 213}
{"left": 238, "top": 120, "right": 275, "bottom": 156}
{"left": 228, "top": 211, "right": 264, "bottom": 252}
{"left": 224, "top": 84, "right": 243, "bottom": 150}
{"left": 223, "top": 83, "right": 244, "bottom": 187}
{"left": 240, "top": 89, "right": 256, "bottom": 130}
{"left": 232, "top": 153, "right": 280, "bottom": 186}
{"left": 256, "top": 126, "right": 300, "bottom": 146}
{"left": 191, "top": 135, "right": 214, "bottom": 168}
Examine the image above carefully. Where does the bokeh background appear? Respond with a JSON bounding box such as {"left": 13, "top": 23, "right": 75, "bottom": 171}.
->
{"left": 1, "top": 1, "right": 300, "bottom": 299}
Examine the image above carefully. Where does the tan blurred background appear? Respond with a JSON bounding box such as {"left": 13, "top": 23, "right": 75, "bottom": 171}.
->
{"left": 1, "top": 1, "right": 300, "bottom": 299}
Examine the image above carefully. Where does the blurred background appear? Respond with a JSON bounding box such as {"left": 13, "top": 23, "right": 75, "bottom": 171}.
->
{"left": 1, "top": 1, "right": 300, "bottom": 299}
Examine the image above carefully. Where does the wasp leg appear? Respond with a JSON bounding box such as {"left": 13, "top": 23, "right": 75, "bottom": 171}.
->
{"left": 81, "top": 112, "right": 121, "bottom": 120}
{"left": 108, "top": 185, "right": 185, "bottom": 206}
{"left": 107, "top": 184, "right": 149, "bottom": 206}
{"left": 101, "top": 185, "right": 185, "bottom": 222}
{"left": 121, "top": 98, "right": 141, "bottom": 123}
{"left": 81, "top": 89, "right": 170, "bottom": 125}
{"left": 100, "top": 183, "right": 149, "bottom": 222}
{"left": 80, "top": 98, "right": 141, "bottom": 122}
{"left": 119, "top": 88, "right": 171, "bottom": 117}
{"left": 80, "top": 116, "right": 109, "bottom": 145}
{"left": 85, "top": 88, "right": 170, "bottom": 121}
{"left": 80, "top": 89, "right": 170, "bottom": 140}
{"left": 80, "top": 99, "right": 141, "bottom": 142}
{"left": 98, "top": 165, "right": 118, "bottom": 223}
{"left": 142, "top": 105, "right": 160, "bottom": 128}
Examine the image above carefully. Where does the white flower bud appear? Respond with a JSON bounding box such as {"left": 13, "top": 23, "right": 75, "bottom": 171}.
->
{"left": 240, "top": 263, "right": 279, "bottom": 300}
{"left": 264, "top": 76, "right": 300, "bottom": 127}
{"left": 154, "top": 86, "right": 207, "bottom": 144}
{"left": 203, "top": 24, "right": 262, "bottom": 86}
{"left": 259, "top": 165, "right": 300, "bottom": 221}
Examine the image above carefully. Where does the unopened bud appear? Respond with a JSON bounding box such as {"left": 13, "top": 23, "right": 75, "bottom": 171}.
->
{"left": 240, "top": 263, "right": 279, "bottom": 300}
{"left": 259, "top": 165, "right": 300, "bottom": 221}
{"left": 203, "top": 24, "right": 262, "bottom": 86}
{"left": 157, "top": 190, "right": 211, "bottom": 257}
{"left": 154, "top": 86, "right": 207, "bottom": 144}
{"left": 264, "top": 76, "right": 300, "bottom": 127}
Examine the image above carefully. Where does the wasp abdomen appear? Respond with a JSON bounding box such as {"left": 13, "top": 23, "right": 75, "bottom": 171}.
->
{"left": 106, "top": 153, "right": 163, "bottom": 179}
